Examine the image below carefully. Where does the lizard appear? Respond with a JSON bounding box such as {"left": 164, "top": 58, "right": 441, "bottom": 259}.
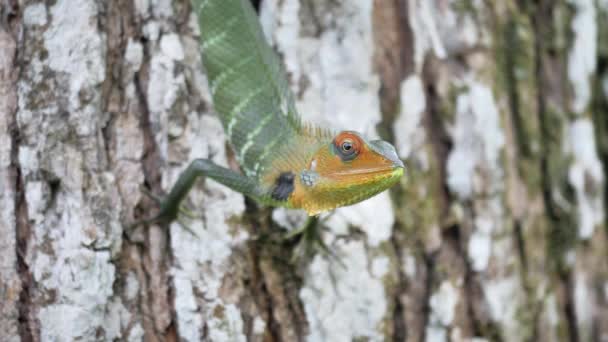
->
{"left": 138, "top": 0, "right": 405, "bottom": 234}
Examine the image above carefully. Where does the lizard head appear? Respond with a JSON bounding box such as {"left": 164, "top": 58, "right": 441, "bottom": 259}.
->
{"left": 296, "top": 131, "right": 404, "bottom": 215}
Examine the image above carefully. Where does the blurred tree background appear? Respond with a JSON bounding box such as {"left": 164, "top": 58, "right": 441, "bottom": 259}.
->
{"left": 1, "top": 0, "right": 607, "bottom": 341}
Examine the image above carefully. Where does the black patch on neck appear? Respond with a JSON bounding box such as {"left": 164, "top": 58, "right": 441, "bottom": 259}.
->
{"left": 271, "top": 172, "right": 295, "bottom": 201}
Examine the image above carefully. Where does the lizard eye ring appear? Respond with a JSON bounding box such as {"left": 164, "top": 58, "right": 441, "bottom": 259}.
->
{"left": 334, "top": 132, "right": 361, "bottom": 161}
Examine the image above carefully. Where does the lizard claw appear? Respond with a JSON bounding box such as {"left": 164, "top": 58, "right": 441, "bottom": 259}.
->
{"left": 139, "top": 185, "right": 163, "bottom": 204}
{"left": 129, "top": 186, "right": 200, "bottom": 238}
{"left": 177, "top": 217, "right": 201, "bottom": 238}
{"left": 129, "top": 206, "right": 200, "bottom": 239}
{"left": 129, "top": 201, "right": 178, "bottom": 228}
{"left": 179, "top": 205, "right": 201, "bottom": 220}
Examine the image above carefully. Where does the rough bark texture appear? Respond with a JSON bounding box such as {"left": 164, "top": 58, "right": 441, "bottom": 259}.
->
{"left": 1, "top": 0, "right": 607, "bottom": 341}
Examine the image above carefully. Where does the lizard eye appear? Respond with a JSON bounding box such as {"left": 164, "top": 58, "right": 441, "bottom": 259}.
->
{"left": 341, "top": 140, "right": 354, "bottom": 154}
{"left": 333, "top": 131, "right": 362, "bottom": 161}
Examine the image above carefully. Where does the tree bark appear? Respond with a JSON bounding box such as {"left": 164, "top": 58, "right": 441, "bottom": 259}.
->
{"left": 1, "top": 0, "right": 607, "bottom": 341}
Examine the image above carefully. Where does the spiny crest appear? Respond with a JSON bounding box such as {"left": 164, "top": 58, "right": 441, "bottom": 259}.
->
{"left": 298, "top": 122, "right": 335, "bottom": 141}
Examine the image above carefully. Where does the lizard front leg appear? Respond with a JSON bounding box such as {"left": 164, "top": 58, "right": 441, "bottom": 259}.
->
{"left": 133, "top": 158, "right": 263, "bottom": 226}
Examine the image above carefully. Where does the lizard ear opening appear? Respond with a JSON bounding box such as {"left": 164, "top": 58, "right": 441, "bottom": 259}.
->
{"left": 333, "top": 131, "right": 362, "bottom": 161}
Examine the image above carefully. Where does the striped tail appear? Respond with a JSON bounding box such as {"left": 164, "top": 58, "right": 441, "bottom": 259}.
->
{"left": 194, "top": 0, "right": 302, "bottom": 178}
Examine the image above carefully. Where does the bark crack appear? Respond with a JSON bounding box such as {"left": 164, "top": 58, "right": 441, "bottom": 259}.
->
{"left": 4, "top": 1, "right": 37, "bottom": 340}
{"left": 499, "top": 8, "right": 537, "bottom": 334}
{"left": 244, "top": 204, "right": 308, "bottom": 342}
{"left": 246, "top": 209, "right": 284, "bottom": 342}
{"left": 591, "top": 44, "right": 608, "bottom": 233}
{"left": 14, "top": 41, "right": 36, "bottom": 342}
{"left": 372, "top": 0, "right": 414, "bottom": 141}
{"left": 423, "top": 66, "right": 453, "bottom": 219}
{"left": 419, "top": 250, "right": 435, "bottom": 342}
{"left": 532, "top": 1, "right": 579, "bottom": 340}
{"left": 128, "top": 3, "right": 195, "bottom": 339}
{"left": 134, "top": 61, "right": 179, "bottom": 340}
{"left": 371, "top": 1, "right": 426, "bottom": 339}
{"left": 389, "top": 234, "right": 408, "bottom": 342}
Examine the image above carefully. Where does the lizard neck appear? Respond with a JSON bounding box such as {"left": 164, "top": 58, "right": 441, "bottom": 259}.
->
{"left": 259, "top": 124, "right": 332, "bottom": 201}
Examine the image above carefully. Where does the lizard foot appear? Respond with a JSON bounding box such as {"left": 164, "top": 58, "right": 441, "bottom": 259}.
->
{"left": 129, "top": 186, "right": 200, "bottom": 238}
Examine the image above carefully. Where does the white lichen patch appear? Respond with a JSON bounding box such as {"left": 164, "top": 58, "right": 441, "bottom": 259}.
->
{"left": 150, "top": 0, "right": 174, "bottom": 19}
{"left": 23, "top": 3, "right": 47, "bottom": 27}
{"left": 125, "top": 272, "right": 140, "bottom": 301}
{"left": 271, "top": 207, "right": 309, "bottom": 231}
{"left": 265, "top": 0, "right": 382, "bottom": 138}
{"left": 172, "top": 276, "right": 204, "bottom": 341}
{"left": 128, "top": 323, "right": 145, "bottom": 342}
{"left": 429, "top": 281, "right": 459, "bottom": 327}
{"left": 566, "top": 119, "right": 604, "bottom": 239}
{"left": 143, "top": 21, "right": 161, "bottom": 42}
{"left": 301, "top": 241, "right": 389, "bottom": 342}
{"left": 403, "top": 253, "right": 417, "bottom": 278}
{"left": 170, "top": 113, "right": 250, "bottom": 341}
{"left": 567, "top": 0, "right": 597, "bottom": 113}
{"left": 134, "top": 0, "right": 150, "bottom": 18}
{"left": 104, "top": 298, "right": 132, "bottom": 341}
{"left": 206, "top": 304, "right": 247, "bottom": 342}
{"left": 372, "top": 256, "right": 390, "bottom": 278}
{"left": 467, "top": 196, "right": 508, "bottom": 272}
{"left": 483, "top": 277, "right": 522, "bottom": 341}
{"left": 24, "top": 181, "right": 49, "bottom": 224}
{"left": 253, "top": 316, "right": 267, "bottom": 335}
{"left": 160, "top": 33, "right": 185, "bottom": 61}
{"left": 147, "top": 31, "right": 188, "bottom": 159}
{"left": 394, "top": 75, "right": 427, "bottom": 161}
{"left": 0, "top": 75, "right": 18, "bottom": 339}
{"left": 426, "top": 0, "right": 484, "bottom": 58}
{"left": 447, "top": 81, "right": 505, "bottom": 199}
{"left": 425, "top": 325, "right": 447, "bottom": 342}
{"left": 43, "top": 0, "right": 105, "bottom": 136}
{"left": 408, "top": 0, "right": 447, "bottom": 71}
{"left": 124, "top": 39, "right": 144, "bottom": 73}
{"left": 468, "top": 228, "right": 491, "bottom": 272}
{"left": 574, "top": 270, "right": 593, "bottom": 341}
{"left": 470, "top": 338, "right": 490, "bottom": 342}
{"left": 543, "top": 293, "right": 560, "bottom": 327}
{"left": 115, "top": 112, "right": 144, "bottom": 162}
{"left": 425, "top": 281, "right": 459, "bottom": 342}
{"left": 38, "top": 250, "right": 117, "bottom": 340}
{"left": 535, "top": 292, "right": 561, "bottom": 341}
{"left": 260, "top": 0, "right": 301, "bottom": 86}
{"left": 326, "top": 191, "right": 395, "bottom": 247}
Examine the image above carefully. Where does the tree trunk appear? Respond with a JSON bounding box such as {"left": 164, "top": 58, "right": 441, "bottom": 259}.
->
{"left": 1, "top": 0, "right": 607, "bottom": 341}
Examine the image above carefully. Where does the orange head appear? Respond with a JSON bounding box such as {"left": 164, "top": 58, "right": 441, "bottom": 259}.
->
{"left": 292, "top": 131, "right": 405, "bottom": 215}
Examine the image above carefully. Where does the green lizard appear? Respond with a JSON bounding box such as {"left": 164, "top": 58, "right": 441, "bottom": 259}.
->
{"left": 139, "top": 0, "right": 404, "bottom": 229}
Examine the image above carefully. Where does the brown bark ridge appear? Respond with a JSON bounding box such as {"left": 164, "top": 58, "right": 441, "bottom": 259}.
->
{"left": 1, "top": 0, "right": 606, "bottom": 341}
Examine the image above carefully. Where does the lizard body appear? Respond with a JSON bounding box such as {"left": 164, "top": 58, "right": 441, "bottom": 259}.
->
{"left": 147, "top": 0, "right": 404, "bottom": 222}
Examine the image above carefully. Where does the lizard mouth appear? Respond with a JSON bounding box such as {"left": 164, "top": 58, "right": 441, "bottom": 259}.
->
{"left": 331, "top": 166, "right": 399, "bottom": 177}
